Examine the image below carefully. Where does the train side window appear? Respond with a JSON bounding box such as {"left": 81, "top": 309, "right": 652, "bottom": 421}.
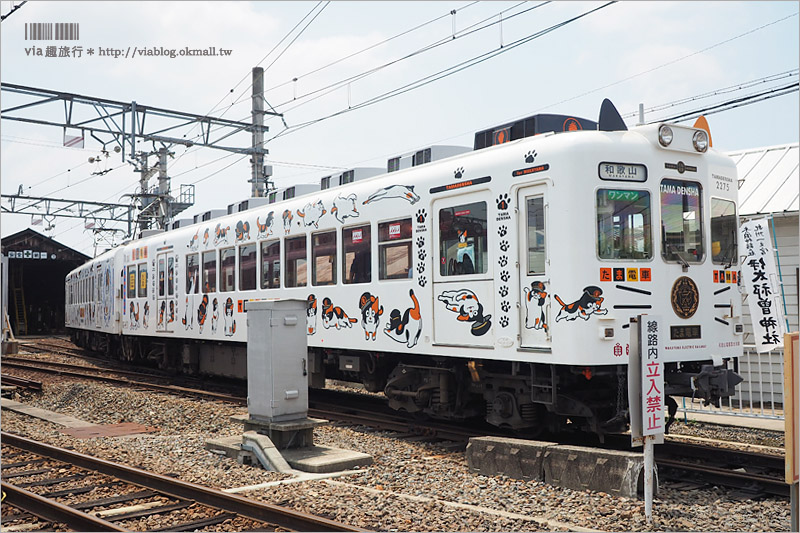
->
{"left": 260, "top": 240, "right": 280, "bottom": 289}
{"left": 438, "top": 202, "right": 488, "bottom": 276}
{"left": 661, "top": 179, "right": 704, "bottom": 263}
{"left": 378, "top": 218, "right": 412, "bottom": 280}
{"left": 526, "top": 197, "right": 546, "bottom": 274}
{"left": 158, "top": 258, "right": 165, "bottom": 297}
{"left": 128, "top": 266, "right": 136, "bottom": 299}
{"left": 343, "top": 224, "right": 371, "bottom": 284}
{"left": 220, "top": 247, "right": 236, "bottom": 292}
{"left": 167, "top": 257, "right": 175, "bottom": 296}
{"left": 285, "top": 235, "right": 307, "bottom": 287}
{"left": 596, "top": 189, "right": 651, "bottom": 260}
{"left": 710, "top": 198, "right": 737, "bottom": 265}
{"left": 138, "top": 263, "right": 147, "bottom": 298}
{"left": 202, "top": 251, "right": 217, "bottom": 292}
{"left": 239, "top": 243, "right": 257, "bottom": 291}
{"left": 312, "top": 230, "right": 336, "bottom": 286}
{"left": 186, "top": 253, "right": 199, "bottom": 293}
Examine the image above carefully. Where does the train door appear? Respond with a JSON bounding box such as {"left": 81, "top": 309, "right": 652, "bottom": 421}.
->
{"left": 518, "top": 185, "right": 551, "bottom": 349}
{"left": 432, "top": 191, "right": 494, "bottom": 347}
{"left": 156, "top": 252, "right": 173, "bottom": 332}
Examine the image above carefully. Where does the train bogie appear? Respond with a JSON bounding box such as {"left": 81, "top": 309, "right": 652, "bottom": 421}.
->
{"left": 66, "top": 101, "right": 743, "bottom": 437}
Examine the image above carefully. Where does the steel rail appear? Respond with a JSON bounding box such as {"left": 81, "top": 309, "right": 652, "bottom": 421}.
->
{"left": 0, "top": 360, "right": 245, "bottom": 405}
{"left": 1, "top": 373, "right": 42, "bottom": 391}
{"left": 2, "top": 481, "right": 131, "bottom": 532}
{"left": 2, "top": 432, "right": 364, "bottom": 532}
{"left": 656, "top": 457, "right": 789, "bottom": 497}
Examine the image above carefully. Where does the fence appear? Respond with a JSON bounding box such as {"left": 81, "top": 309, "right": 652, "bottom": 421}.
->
{"left": 677, "top": 346, "right": 785, "bottom": 421}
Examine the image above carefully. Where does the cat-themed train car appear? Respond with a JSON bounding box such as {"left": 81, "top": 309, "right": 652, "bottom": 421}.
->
{"left": 66, "top": 100, "right": 743, "bottom": 437}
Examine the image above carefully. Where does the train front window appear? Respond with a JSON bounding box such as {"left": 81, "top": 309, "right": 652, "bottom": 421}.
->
{"left": 596, "top": 189, "right": 651, "bottom": 260}
{"left": 711, "top": 198, "right": 737, "bottom": 265}
{"left": 439, "top": 202, "right": 488, "bottom": 276}
{"left": 661, "top": 179, "right": 703, "bottom": 263}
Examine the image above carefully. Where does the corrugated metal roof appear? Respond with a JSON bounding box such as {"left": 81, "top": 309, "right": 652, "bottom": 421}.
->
{"left": 727, "top": 143, "right": 799, "bottom": 216}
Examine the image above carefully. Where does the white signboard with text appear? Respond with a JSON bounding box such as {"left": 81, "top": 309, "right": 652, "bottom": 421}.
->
{"left": 739, "top": 219, "right": 786, "bottom": 353}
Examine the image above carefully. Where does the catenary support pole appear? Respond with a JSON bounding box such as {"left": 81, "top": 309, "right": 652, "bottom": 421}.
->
{"left": 251, "top": 67, "right": 265, "bottom": 198}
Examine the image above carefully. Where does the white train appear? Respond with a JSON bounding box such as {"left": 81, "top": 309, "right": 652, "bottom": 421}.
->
{"left": 66, "top": 100, "right": 743, "bottom": 436}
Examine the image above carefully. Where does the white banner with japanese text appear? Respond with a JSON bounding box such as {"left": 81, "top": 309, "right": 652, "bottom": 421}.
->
{"left": 739, "top": 219, "right": 786, "bottom": 353}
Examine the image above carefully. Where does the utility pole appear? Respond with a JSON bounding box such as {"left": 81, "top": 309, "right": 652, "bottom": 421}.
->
{"left": 250, "top": 67, "right": 266, "bottom": 198}
{"left": 157, "top": 147, "right": 173, "bottom": 227}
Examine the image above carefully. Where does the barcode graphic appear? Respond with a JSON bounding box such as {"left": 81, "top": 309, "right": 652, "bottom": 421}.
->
{"left": 25, "top": 23, "right": 79, "bottom": 40}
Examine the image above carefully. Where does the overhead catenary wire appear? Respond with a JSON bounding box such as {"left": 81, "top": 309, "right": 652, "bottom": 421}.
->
{"left": 267, "top": 1, "right": 548, "bottom": 115}
{"left": 621, "top": 69, "right": 799, "bottom": 119}
{"left": 168, "top": 2, "right": 330, "bottom": 170}
{"left": 654, "top": 82, "right": 799, "bottom": 124}
{"left": 266, "top": 1, "right": 615, "bottom": 143}
{"left": 178, "top": 0, "right": 533, "bottom": 147}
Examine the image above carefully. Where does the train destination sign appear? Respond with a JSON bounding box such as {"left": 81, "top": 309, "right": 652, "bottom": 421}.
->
{"left": 599, "top": 162, "right": 647, "bottom": 182}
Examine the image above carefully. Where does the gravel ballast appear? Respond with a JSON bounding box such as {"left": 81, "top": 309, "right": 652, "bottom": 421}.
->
{"left": 1, "top": 377, "right": 791, "bottom": 532}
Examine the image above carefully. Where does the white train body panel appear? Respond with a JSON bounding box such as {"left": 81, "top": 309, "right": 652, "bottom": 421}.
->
{"left": 67, "top": 124, "right": 742, "bottom": 370}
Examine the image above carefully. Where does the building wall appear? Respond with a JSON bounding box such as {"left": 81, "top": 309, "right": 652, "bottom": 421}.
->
{"left": 735, "top": 213, "right": 798, "bottom": 407}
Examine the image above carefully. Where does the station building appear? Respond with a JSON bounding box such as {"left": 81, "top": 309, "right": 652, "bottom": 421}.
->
{"left": 1, "top": 229, "right": 89, "bottom": 336}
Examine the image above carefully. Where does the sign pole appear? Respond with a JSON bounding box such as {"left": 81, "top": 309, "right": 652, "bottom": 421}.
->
{"left": 644, "top": 435, "right": 654, "bottom": 522}
{"left": 630, "top": 314, "right": 664, "bottom": 525}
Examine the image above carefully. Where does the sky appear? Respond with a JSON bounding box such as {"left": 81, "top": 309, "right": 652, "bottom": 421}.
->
{"left": 1, "top": 1, "right": 798, "bottom": 257}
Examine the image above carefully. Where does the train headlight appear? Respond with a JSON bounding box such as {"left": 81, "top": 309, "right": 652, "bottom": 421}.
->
{"left": 693, "top": 130, "right": 709, "bottom": 152}
{"left": 658, "top": 125, "right": 673, "bottom": 147}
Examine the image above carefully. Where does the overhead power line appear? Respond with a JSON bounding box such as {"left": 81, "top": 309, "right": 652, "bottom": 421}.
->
{"left": 655, "top": 82, "right": 799, "bottom": 123}
{"left": 269, "top": 1, "right": 548, "bottom": 115}
{"left": 622, "top": 69, "right": 799, "bottom": 119}
{"left": 267, "top": 1, "right": 615, "bottom": 143}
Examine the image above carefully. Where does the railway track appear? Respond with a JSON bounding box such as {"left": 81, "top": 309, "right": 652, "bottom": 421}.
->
{"left": 4, "top": 348, "right": 788, "bottom": 499}
{"left": 1, "top": 432, "right": 363, "bottom": 532}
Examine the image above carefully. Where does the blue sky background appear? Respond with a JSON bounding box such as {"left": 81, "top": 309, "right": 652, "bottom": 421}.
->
{"left": 1, "top": 1, "right": 798, "bottom": 255}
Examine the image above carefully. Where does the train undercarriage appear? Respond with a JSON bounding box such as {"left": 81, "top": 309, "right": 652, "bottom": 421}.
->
{"left": 70, "top": 329, "right": 742, "bottom": 438}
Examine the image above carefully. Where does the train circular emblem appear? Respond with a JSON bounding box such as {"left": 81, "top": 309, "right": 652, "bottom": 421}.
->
{"left": 671, "top": 276, "right": 699, "bottom": 319}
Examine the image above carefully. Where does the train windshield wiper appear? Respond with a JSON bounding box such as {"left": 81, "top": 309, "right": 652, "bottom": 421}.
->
{"left": 665, "top": 242, "right": 690, "bottom": 272}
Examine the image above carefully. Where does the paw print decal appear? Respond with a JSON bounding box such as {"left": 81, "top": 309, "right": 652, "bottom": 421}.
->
{"left": 499, "top": 316, "right": 509, "bottom": 328}
{"left": 416, "top": 236, "right": 425, "bottom": 248}
{"left": 498, "top": 225, "right": 508, "bottom": 238}
{"left": 418, "top": 248, "right": 427, "bottom": 261}
{"left": 499, "top": 255, "right": 508, "bottom": 268}
{"left": 499, "top": 285, "right": 508, "bottom": 298}
{"left": 499, "top": 240, "right": 509, "bottom": 252}
{"left": 418, "top": 275, "right": 427, "bottom": 287}
{"left": 497, "top": 193, "right": 510, "bottom": 210}
{"left": 501, "top": 301, "right": 510, "bottom": 313}
{"left": 416, "top": 209, "right": 427, "bottom": 224}
{"left": 454, "top": 167, "right": 465, "bottom": 180}
{"left": 500, "top": 270, "right": 510, "bottom": 283}
{"left": 525, "top": 150, "right": 537, "bottom": 163}
{"left": 416, "top": 262, "right": 425, "bottom": 274}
